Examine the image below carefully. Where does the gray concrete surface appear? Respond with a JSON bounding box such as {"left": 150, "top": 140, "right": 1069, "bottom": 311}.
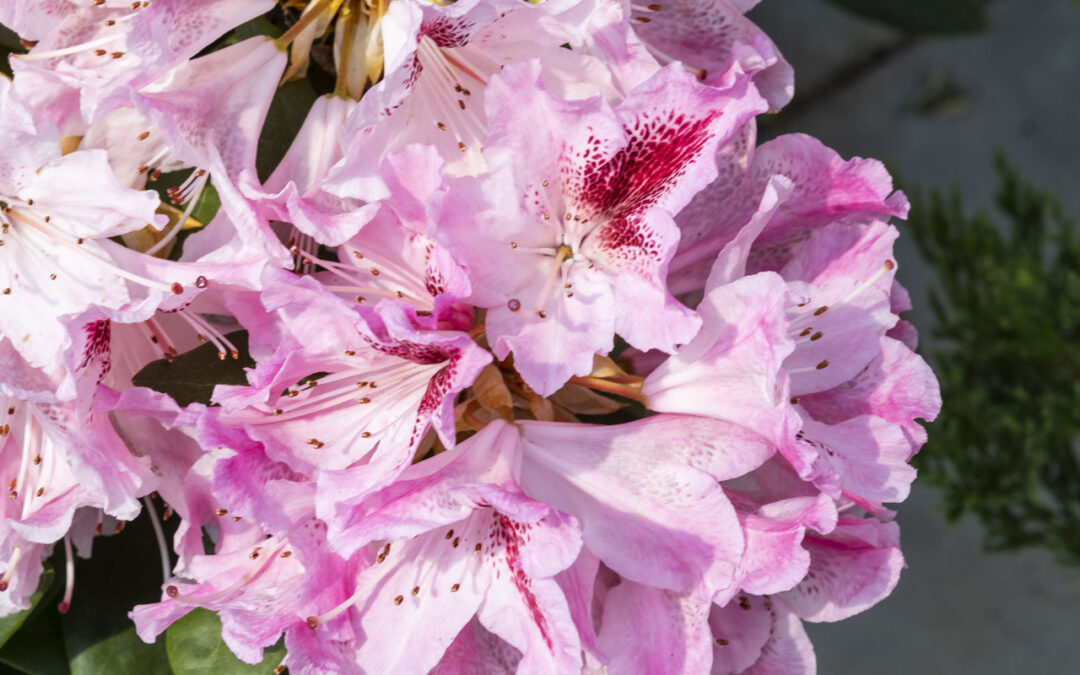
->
{"left": 746, "top": 1, "right": 1080, "bottom": 672}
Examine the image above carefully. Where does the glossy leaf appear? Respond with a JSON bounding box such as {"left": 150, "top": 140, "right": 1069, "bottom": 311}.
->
{"left": 0, "top": 565, "right": 55, "bottom": 649}
{"left": 60, "top": 507, "right": 172, "bottom": 674}
{"left": 133, "top": 331, "right": 255, "bottom": 406}
{"left": 256, "top": 78, "right": 318, "bottom": 182}
{"left": 166, "top": 609, "right": 285, "bottom": 675}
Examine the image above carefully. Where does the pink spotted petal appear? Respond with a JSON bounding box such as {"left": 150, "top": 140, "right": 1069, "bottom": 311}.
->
{"left": 596, "top": 580, "right": 713, "bottom": 674}
{"left": 778, "top": 517, "right": 904, "bottom": 623}
{"left": 518, "top": 416, "right": 745, "bottom": 597}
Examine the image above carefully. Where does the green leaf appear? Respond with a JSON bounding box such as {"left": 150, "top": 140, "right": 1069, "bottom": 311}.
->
{"left": 166, "top": 609, "right": 285, "bottom": 675}
{"left": 60, "top": 509, "right": 172, "bottom": 675}
{"left": 0, "top": 595, "right": 70, "bottom": 675}
{"left": 256, "top": 79, "right": 319, "bottom": 183}
{"left": 132, "top": 331, "right": 255, "bottom": 406}
{"left": 821, "top": 0, "right": 988, "bottom": 34}
{"left": 190, "top": 182, "right": 222, "bottom": 226}
{"left": 0, "top": 566, "right": 55, "bottom": 649}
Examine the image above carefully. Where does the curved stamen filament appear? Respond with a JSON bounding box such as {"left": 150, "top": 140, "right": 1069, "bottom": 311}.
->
{"left": 15, "top": 32, "right": 124, "bottom": 62}
{"left": 57, "top": 536, "right": 74, "bottom": 614}
{"left": 788, "top": 260, "right": 895, "bottom": 331}
{"left": 147, "top": 172, "right": 208, "bottom": 256}
{"left": 166, "top": 541, "right": 289, "bottom": 606}
{"left": 7, "top": 210, "right": 181, "bottom": 294}
{"left": 530, "top": 244, "right": 573, "bottom": 314}
{"left": 1, "top": 547, "right": 23, "bottom": 592}
{"left": 144, "top": 496, "right": 172, "bottom": 584}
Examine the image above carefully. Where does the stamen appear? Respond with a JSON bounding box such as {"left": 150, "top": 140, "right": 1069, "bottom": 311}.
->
{"left": 57, "top": 536, "right": 74, "bottom": 614}
{"left": 165, "top": 541, "right": 288, "bottom": 606}
{"left": 144, "top": 496, "right": 171, "bottom": 584}
{"left": 529, "top": 244, "right": 573, "bottom": 314}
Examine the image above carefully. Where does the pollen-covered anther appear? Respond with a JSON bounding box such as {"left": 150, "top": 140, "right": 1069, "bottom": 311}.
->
{"left": 393, "top": 595, "right": 404, "bottom": 605}
{"left": 306, "top": 438, "right": 325, "bottom": 449}
{"left": 813, "top": 305, "right": 828, "bottom": 316}
{"left": 360, "top": 431, "right": 371, "bottom": 438}
{"left": 410, "top": 586, "right": 420, "bottom": 596}
{"left": 215, "top": 508, "right": 228, "bottom": 516}
{"left": 815, "top": 359, "right": 830, "bottom": 370}
{"left": 305, "top": 616, "right": 320, "bottom": 629}
{"left": 450, "top": 583, "right": 460, "bottom": 592}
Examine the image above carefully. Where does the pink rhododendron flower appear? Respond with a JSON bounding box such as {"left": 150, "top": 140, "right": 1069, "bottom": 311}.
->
{"left": 0, "top": 2, "right": 942, "bottom": 673}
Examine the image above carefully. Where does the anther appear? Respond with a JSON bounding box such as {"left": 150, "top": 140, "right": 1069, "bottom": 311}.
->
{"left": 170, "top": 282, "right": 183, "bottom": 294}
{"left": 360, "top": 431, "right": 371, "bottom": 438}
{"left": 306, "top": 616, "right": 320, "bottom": 629}
{"left": 94, "top": 49, "right": 107, "bottom": 56}
{"left": 110, "top": 51, "right": 124, "bottom": 59}
{"left": 357, "top": 398, "right": 371, "bottom": 404}
{"left": 450, "top": 583, "right": 460, "bottom": 592}
{"left": 215, "top": 508, "right": 228, "bottom": 516}
{"left": 137, "top": 131, "right": 150, "bottom": 141}
{"left": 810, "top": 332, "right": 823, "bottom": 341}
{"left": 813, "top": 306, "right": 828, "bottom": 316}
{"left": 394, "top": 595, "right": 403, "bottom": 605}
{"left": 410, "top": 586, "right": 419, "bottom": 596}
{"left": 815, "top": 359, "right": 830, "bottom": 370}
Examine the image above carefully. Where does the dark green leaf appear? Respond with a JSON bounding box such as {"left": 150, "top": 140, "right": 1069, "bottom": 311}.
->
{"left": 133, "top": 331, "right": 254, "bottom": 406}
{"left": 166, "top": 609, "right": 285, "bottom": 675}
{"left": 60, "top": 507, "right": 173, "bottom": 674}
{"left": 0, "top": 566, "right": 55, "bottom": 649}
{"left": 0, "top": 594, "right": 69, "bottom": 675}
{"left": 821, "top": 0, "right": 988, "bottom": 34}
{"left": 256, "top": 79, "right": 319, "bottom": 183}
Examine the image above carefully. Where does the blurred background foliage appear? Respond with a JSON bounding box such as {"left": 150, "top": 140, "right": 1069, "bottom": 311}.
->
{"left": 908, "top": 158, "right": 1080, "bottom": 564}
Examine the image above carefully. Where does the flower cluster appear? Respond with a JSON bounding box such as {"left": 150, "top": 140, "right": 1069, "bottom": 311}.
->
{"left": 0, "top": 1, "right": 939, "bottom": 673}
